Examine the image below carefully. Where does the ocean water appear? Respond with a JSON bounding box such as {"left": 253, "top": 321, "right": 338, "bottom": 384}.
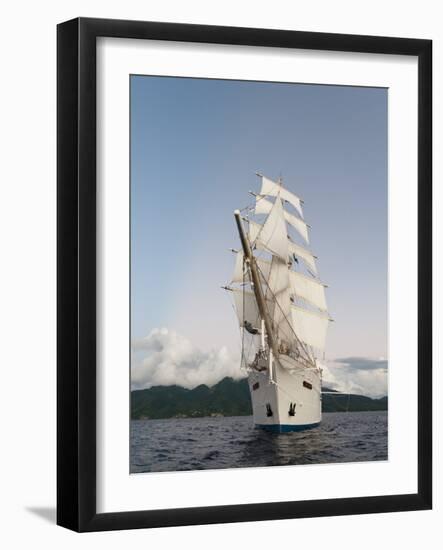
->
{"left": 130, "top": 411, "right": 387, "bottom": 473}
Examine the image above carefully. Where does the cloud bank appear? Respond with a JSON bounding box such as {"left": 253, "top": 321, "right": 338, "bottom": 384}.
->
{"left": 131, "top": 328, "right": 244, "bottom": 390}
{"left": 132, "top": 329, "right": 388, "bottom": 398}
{"left": 321, "top": 356, "right": 388, "bottom": 398}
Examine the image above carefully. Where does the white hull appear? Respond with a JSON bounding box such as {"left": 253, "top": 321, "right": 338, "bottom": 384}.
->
{"left": 248, "top": 357, "right": 321, "bottom": 432}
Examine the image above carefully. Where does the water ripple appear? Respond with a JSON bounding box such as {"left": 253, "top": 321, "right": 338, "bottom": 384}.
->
{"left": 131, "top": 411, "right": 388, "bottom": 473}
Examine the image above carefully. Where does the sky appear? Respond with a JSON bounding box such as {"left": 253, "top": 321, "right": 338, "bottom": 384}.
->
{"left": 130, "top": 75, "right": 388, "bottom": 397}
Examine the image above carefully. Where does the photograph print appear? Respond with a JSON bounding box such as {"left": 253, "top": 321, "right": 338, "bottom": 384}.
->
{"left": 130, "top": 75, "right": 388, "bottom": 474}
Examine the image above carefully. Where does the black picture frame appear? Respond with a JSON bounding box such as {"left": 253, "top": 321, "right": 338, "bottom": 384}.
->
{"left": 57, "top": 17, "right": 432, "bottom": 532}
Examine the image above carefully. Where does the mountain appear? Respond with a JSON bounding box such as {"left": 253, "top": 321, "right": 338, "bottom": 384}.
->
{"left": 321, "top": 391, "right": 387, "bottom": 413}
{"left": 131, "top": 377, "right": 387, "bottom": 419}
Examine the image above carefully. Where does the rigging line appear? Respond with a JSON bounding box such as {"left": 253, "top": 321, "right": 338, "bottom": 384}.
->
{"left": 239, "top": 199, "right": 256, "bottom": 214}
{"left": 241, "top": 261, "right": 258, "bottom": 372}
{"left": 253, "top": 206, "right": 282, "bottom": 252}
{"left": 262, "top": 203, "right": 283, "bottom": 245}
{"left": 259, "top": 268, "right": 316, "bottom": 364}
{"left": 241, "top": 258, "right": 256, "bottom": 373}
{"left": 252, "top": 206, "right": 307, "bottom": 257}
{"left": 253, "top": 183, "right": 296, "bottom": 211}
{"left": 248, "top": 195, "right": 283, "bottom": 249}
{"left": 228, "top": 301, "right": 243, "bottom": 353}
{"left": 254, "top": 192, "right": 273, "bottom": 206}
{"left": 225, "top": 289, "right": 250, "bottom": 373}
{"left": 282, "top": 202, "right": 306, "bottom": 223}
{"left": 328, "top": 389, "right": 351, "bottom": 413}
{"left": 258, "top": 260, "right": 301, "bottom": 347}
{"left": 223, "top": 286, "right": 245, "bottom": 359}
{"left": 240, "top": 254, "right": 246, "bottom": 369}
{"left": 255, "top": 261, "right": 315, "bottom": 366}
{"left": 243, "top": 331, "right": 255, "bottom": 373}
{"left": 256, "top": 183, "right": 308, "bottom": 226}
{"left": 245, "top": 220, "right": 314, "bottom": 367}
{"left": 346, "top": 383, "right": 352, "bottom": 413}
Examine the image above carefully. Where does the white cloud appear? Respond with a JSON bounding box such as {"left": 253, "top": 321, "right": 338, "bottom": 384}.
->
{"left": 321, "top": 357, "right": 388, "bottom": 398}
{"left": 131, "top": 328, "right": 244, "bottom": 390}
{"left": 132, "top": 331, "right": 387, "bottom": 398}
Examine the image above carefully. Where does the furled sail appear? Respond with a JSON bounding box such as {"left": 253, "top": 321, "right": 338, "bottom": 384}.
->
{"left": 290, "top": 271, "right": 327, "bottom": 312}
{"left": 255, "top": 196, "right": 309, "bottom": 243}
{"left": 291, "top": 305, "right": 330, "bottom": 351}
{"left": 259, "top": 175, "right": 303, "bottom": 217}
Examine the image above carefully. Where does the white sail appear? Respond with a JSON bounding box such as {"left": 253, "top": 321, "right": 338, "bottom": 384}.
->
{"left": 290, "top": 271, "right": 327, "bottom": 312}
{"left": 291, "top": 305, "right": 329, "bottom": 351}
{"left": 255, "top": 257, "right": 273, "bottom": 282}
{"left": 265, "top": 257, "right": 291, "bottom": 339}
{"left": 266, "top": 257, "right": 290, "bottom": 296}
{"left": 288, "top": 239, "right": 317, "bottom": 274}
{"left": 233, "top": 259, "right": 293, "bottom": 344}
{"left": 249, "top": 219, "right": 262, "bottom": 243}
{"left": 255, "top": 196, "right": 309, "bottom": 243}
{"left": 232, "top": 289, "right": 261, "bottom": 328}
{"left": 232, "top": 250, "right": 274, "bottom": 284}
{"left": 233, "top": 285, "right": 286, "bottom": 337}
{"left": 241, "top": 251, "right": 325, "bottom": 313}
{"left": 250, "top": 219, "right": 317, "bottom": 273}
{"left": 231, "top": 251, "right": 244, "bottom": 283}
{"left": 252, "top": 197, "right": 289, "bottom": 262}
{"left": 255, "top": 195, "right": 275, "bottom": 216}
{"left": 238, "top": 250, "right": 326, "bottom": 313}
{"left": 259, "top": 175, "right": 303, "bottom": 217}
{"left": 284, "top": 209, "right": 309, "bottom": 243}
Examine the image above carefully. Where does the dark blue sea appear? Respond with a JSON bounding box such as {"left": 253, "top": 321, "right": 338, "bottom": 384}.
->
{"left": 130, "top": 411, "right": 387, "bottom": 473}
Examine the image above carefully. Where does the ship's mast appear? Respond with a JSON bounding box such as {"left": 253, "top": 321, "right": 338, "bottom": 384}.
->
{"left": 234, "top": 210, "right": 279, "bottom": 363}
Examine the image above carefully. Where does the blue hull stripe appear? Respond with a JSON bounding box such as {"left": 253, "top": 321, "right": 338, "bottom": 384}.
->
{"left": 256, "top": 422, "right": 320, "bottom": 433}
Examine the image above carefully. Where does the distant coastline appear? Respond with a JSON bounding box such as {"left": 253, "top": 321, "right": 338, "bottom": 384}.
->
{"left": 131, "top": 377, "right": 387, "bottom": 420}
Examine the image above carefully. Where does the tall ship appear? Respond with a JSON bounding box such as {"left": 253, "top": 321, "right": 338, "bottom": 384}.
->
{"left": 225, "top": 174, "right": 331, "bottom": 432}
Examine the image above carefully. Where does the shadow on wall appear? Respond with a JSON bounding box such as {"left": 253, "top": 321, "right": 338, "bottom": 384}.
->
{"left": 26, "top": 507, "right": 56, "bottom": 524}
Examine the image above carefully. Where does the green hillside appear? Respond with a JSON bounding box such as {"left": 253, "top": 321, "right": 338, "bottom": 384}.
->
{"left": 131, "top": 377, "right": 387, "bottom": 419}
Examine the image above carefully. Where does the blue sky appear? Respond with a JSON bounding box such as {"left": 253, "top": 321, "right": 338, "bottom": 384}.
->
{"left": 130, "top": 75, "right": 387, "bottom": 392}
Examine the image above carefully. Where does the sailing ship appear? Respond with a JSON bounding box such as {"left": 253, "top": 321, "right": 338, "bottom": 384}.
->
{"left": 225, "top": 174, "right": 331, "bottom": 433}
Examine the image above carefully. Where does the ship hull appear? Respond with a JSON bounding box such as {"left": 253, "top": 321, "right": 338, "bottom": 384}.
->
{"left": 248, "top": 357, "right": 321, "bottom": 432}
